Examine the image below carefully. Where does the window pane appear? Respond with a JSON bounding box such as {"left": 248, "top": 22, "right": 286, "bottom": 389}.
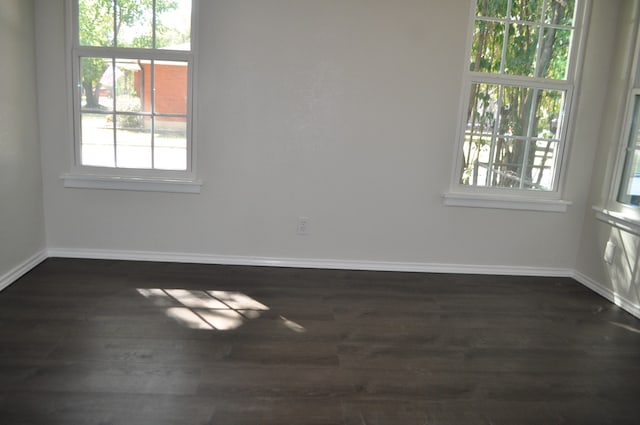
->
{"left": 154, "top": 121, "right": 187, "bottom": 170}
{"left": 545, "top": 0, "right": 576, "bottom": 26}
{"left": 472, "top": 2, "right": 576, "bottom": 80}
{"left": 115, "top": 115, "right": 151, "bottom": 168}
{"left": 130, "top": 61, "right": 152, "bottom": 114}
{"left": 81, "top": 57, "right": 112, "bottom": 111}
{"left": 539, "top": 28, "right": 572, "bottom": 80}
{"left": 156, "top": 0, "right": 192, "bottom": 50}
{"left": 78, "top": 0, "right": 114, "bottom": 47}
{"left": 80, "top": 0, "right": 193, "bottom": 49}
{"left": 471, "top": 20, "right": 504, "bottom": 73}
{"left": 619, "top": 150, "right": 640, "bottom": 206}
{"left": 154, "top": 62, "right": 188, "bottom": 114}
{"left": 528, "top": 140, "right": 558, "bottom": 190}
{"left": 461, "top": 135, "right": 493, "bottom": 186}
{"left": 461, "top": 83, "right": 560, "bottom": 191}
{"left": 505, "top": 24, "right": 539, "bottom": 77}
{"left": 496, "top": 85, "right": 534, "bottom": 137}
{"left": 467, "top": 83, "right": 499, "bottom": 135}
{"left": 112, "top": 59, "right": 144, "bottom": 115}
{"left": 510, "top": 0, "right": 544, "bottom": 22}
{"left": 115, "top": 0, "right": 153, "bottom": 48}
{"left": 476, "top": 0, "right": 508, "bottom": 18}
{"left": 618, "top": 96, "right": 640, "bottom": 206}
{"left": 490, "top": 137, "right": 526, "bottom": 188}
{"left": 535, "top": 89, "right": 565, "bottom": 139}
{"left": 461, "top": 135, "right": 558, "bottom": 190}
{"left": 81, "top": 113, "right": 115, "bottom": 167}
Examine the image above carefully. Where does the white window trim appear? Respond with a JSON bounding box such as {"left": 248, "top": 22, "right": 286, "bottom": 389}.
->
{"left": 61, "top": 173, "right": 202, "bottom": 193}
{"left": 593, "top": 206, "right": 640, "bottom": 237}
{"left": 62, "top": 0, "right": 202, "bottom": 194}
{"left": 594, "top": 9, "right": 640, "bottom": 229}
{"left": 444, "top": 0, "right": 591, "bottom": 211}
{"left": 443, "top": 192, "right": 571, "bottom": 212}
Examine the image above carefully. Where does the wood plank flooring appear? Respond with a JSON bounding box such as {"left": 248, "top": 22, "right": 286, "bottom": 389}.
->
{"left": 0, "top": 258, "right": 639, "bottom": 424}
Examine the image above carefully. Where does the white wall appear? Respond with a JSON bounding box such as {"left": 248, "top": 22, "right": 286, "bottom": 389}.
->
{"left": 0, "top": 0, "right": 46, "bottom": 287}
{"left": 575, "top": 0, "right": 640, "bottom": 314}
{"left": 35, "top": 0, "right": 617, "bottom": 271}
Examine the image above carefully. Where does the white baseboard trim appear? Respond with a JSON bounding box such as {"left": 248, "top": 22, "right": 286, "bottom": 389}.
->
{"left": 47, "top": 247, "right": 573, "bottom": 277}
{"left": 21, "top": 248, "right": 640, "bottom": 319}
{"left": 572, "top": 271, "right": 640, "bottom": 319}
{"left": 0, "top": 250, "right": 48, "bottom": 292}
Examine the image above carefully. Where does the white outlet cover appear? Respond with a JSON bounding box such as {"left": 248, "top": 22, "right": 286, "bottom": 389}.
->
{"left": 297, "top": 217, "right": 309, "bottom": 235}
{"left": 604, "top": 241, "right": 616, "bottom": 265}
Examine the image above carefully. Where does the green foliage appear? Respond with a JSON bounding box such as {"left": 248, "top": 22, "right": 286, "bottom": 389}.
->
{"left": 79, "top": 0, "right": 179, "bottom": 48}
{"left": 78, "top": 0, "right": 180, "bottom": 107}
{"left": 476, "top": 0, "right": 509, "bottom": 18}
{"left": 79, "top": 0, "right": 113, "bottom": 47}
{"left": 465, "top": 0, "right": 575, "bottom": 190}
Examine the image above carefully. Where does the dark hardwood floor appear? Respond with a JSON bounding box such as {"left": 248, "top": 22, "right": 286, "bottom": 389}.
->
{"left": 0, "top": 258, "right": 639, "bottom": 424}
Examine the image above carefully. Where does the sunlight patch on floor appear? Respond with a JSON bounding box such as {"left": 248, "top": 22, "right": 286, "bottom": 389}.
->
{"left": 137, "top": 288, "right": 305, "bottom": 333}
{"left": 610, "top": 321, "right": 640, "bottom": 334}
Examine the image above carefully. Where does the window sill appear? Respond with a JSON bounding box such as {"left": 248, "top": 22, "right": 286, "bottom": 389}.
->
{"left": 61, "top": 173, "right": 203, "bottom": 194}
{"left": 593, "top": 206, "right": 640, "bottom": 236}
{"left": 443, "top": 192, "right": 571, "bottom": 212}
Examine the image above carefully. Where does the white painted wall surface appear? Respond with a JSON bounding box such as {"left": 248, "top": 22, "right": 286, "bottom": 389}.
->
{"left": 35, "top": 0, "right": 616, "bottom": 270}
{"left": 0, "top": 0, "right": 46, "bottom": 283}
{"left": 576, "top": 0, "right": 640, "bottom": 314}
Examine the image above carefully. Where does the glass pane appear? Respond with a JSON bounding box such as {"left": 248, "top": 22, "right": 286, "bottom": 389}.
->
{"left": 505, "top": 24, "right": 539, "bottom": 77}
{"left": 510, "top": 0, "right": 544, "bottom": 22}
{"left": 81, "top": 113, "right": 115, "bottom": 167}
{"left": 471, "top": 20, "right": 504, "bottom": 73}
{"left": 528, "top": 140, "right": 558, "bottom": 190}
{"left": 539, "top": 28, "right": 572, "bottom": 80}
{"left": 81, "top": 57, "right": 112, "bottom": 111}
{"left": 462, "top": 83, "right": 561, "bottom": 191}
{"left": 496, "top": 85, "right": 534, "bottom": 137}
{"left": 490, "top": 138, "right": 526, "bottom": 188}
{"left": 618, "top": 96, "right": 640, "bottom": 206}
{"left": 115, "top": 0, "right": 153, "bottom": 48}
{"left": 127, "top": 61, "right": 152, "bottom": 113}
{"left": 476, "top": 0, "right": 508, "bottom": 18}
{"left": 78, "top": 0, "right": 114, "bottom": 47}
{"left": 154, "top": 120, "right": 187, "bottom": 170}
{"left": 113, "top": 59, "right": 144, "bottom": 114}
{"left": 154, "top": 62, "right": 189, "bottom": 114}
{"left": 156, "top": 0, "right": 192, "bottom": 50}
{"left": 619, "top": 150, "right": 640, "bottom": 206}
{"left": 467, "top": 83, "right": 499, "bottom": 135}
{"left": 461, "top": 135, "right": 493, "bottom": 186}
{"left": 545, "top": 0, "right": 576, "bottom": 26}
{"left": 115, "top": 115, "right": 151, "bottom": 168}
{"left": 535, "top": 89, "right": 565, "bottom": 139}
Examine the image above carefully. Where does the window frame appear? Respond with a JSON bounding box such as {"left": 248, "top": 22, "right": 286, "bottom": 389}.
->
{"left": 445, "top": 0, "right": 591, "bottom": 211}
{"left": 63, "top": 0, "right": 202, "bottom": 193}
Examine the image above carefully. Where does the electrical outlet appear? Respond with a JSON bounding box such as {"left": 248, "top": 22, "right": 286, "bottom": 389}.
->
{"left": 297, "top": 217, "right": 310, "bottom": 235}
{"left": 604, "top": 241, "right": 616, "bottom": 265}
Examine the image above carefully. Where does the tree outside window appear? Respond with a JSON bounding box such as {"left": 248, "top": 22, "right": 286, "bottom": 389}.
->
{"left": 459, "top": 0, "right": 579, "bottom": 192}
{"left": 73, "top": 0, "right": 193, "bottom": 171}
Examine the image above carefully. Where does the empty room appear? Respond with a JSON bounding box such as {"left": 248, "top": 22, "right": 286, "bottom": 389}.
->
{"left": 1, "top": 0, "right": 640, "bottom": 423}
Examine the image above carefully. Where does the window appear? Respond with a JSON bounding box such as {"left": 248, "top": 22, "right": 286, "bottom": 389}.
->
{"left": 600, "top": 42, "right": 640, "bottom": 233}
{"left": 592, "top": 5, "right": 640, "bottom": 235}
{"left": 66, "top": 0, "right": 200, "bottom": 192}
{"left": 618, "top": 91, "right": 640, "bottom": 208}
{"left": 448, "top": 0, "right": 586, "bottom": 207}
